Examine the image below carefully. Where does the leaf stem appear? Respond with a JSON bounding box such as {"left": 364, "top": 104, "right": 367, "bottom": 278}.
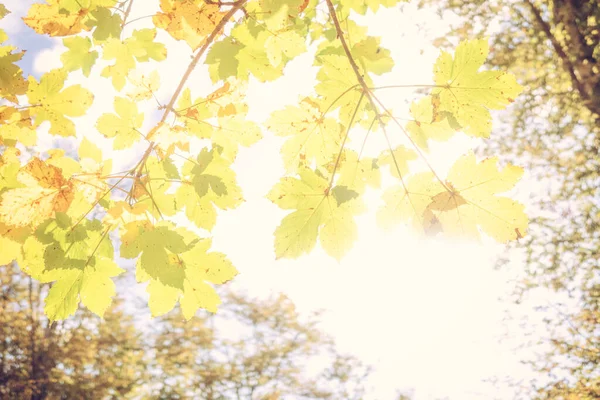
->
{"left": 328, "top": 91, "right": 365, "bottom": 189}
{"left": 85, "top": 225, "right": 113, "bottom": 267}
{"left": 137, "top": 0, "right": 246, "bottom": 176}
{"left": 121, "top": 0, "right": 135, "bottom": 29}
{"left": 325, "top": 0, "right": 451, "bottom": 193}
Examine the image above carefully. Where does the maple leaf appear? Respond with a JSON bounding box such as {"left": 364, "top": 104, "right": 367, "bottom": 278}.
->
{"left": 87, "top": 7, "right": 122, "bottom": 42}
{"left": 234, "top": 23, "right": 286, "bottom": 82}
{"left": 23, "top": 1, "right": 91, "bottom": 37}
{"left": 268, "top": 97, "right": 345, "bottom": 173}
{"left": 325, "top": 149, "right": 381, "bottom": 194}
{"left": 176, "top": 148, "right": 243, "bottom": 231}
{"left": 205, "top": 36, "right": 243, "bottom": 83}
{"left": 315, "top": 54, "right": 374, "bottom": 128}
{"left": 96, "top": 96, "right": 144, "bottom": 149}
{"left": 377, "top": 145, "right": 418, "bottom": 179}
{"left": 10, "top": 213, "right": 122, "bottom": 320}
{"left": 121, "top": 221, "right": 237, "bottom": 318}
{"left": 0, "top": 157, "right": 74, "bottom": 228}
{"left": 0, "top": 222, "right": 28, "bottom": 265}
{"left": 432, "top": 38, "right": 523, "bottom": 137}
{"left": 61, "top": 36, "right": 98, "bottom": 77}
{"left": 0, "top": 147, "right": 21, "bottom": 191}
{"left": 0, "top": 4, "right": 9, "bottom": 19}
{"left": 351, "top": 36, "right": 394, "bottom": 75}
{"left": 267, "top": 167, "right": 365, "bottom": 260}
{"left": 27, "top": 69, "right": 94, "bottom": 136}
{"left": 0, "top": 107, "right": 36, "bottom": 147}
{"left": 101, "top": 29, "right": 166, "bottom": 90}
{"left": 175, "top": 82, "right": 261, "bottom": 159}
{"left": 126, "top": 69, "right": 160, "bottom": 102}
{"left": 23, "top": 0, "right": 118, "bottom": 36}
{"left": 264, "top": 30, "right": 307, "bottom": 67}
{"left": 42, "top": 256, "right": 124, "bottom": 320}
{"left": 378, "top": 153, "right": 527, "bottom": 242}
{"left": 153, "top": 0, "right": 227, "bottom": 50}
{"left": 0, "top": 31, "right": 28, "bottom": 102}
{"left": 406, "top": 95, "right": 456, "bottom": 150}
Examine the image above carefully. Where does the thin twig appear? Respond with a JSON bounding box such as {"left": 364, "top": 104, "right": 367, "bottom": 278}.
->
{"left": 328, "top": 91, "right": 365, "bottom": 189}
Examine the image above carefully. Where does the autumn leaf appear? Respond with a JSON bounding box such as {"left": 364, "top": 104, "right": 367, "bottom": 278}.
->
{"left": 267, "top": 167, "right": 365, "bottom": 260}
{"left": 61, "top": 36, "right": 98, "bottom": 76}
{"left": 101, "top": 29, "right": 166, "bottom": 90}
{"left": 96, "top": 96, "right": 144, "bottom": 149}
{"left": 432, "top": 38, "right": 523, "bottom": 137}
{"left": 0, "top": 30, "right": 28, "bottom": 102}
{"left": 378, "top": 153, "right": 528, "bottom": 242}
{"left": 27, "top": 69, "right": 94, "bottom": 136}
{"left": 153, "top": 0, "right": 227, "bottom": 50}
{"left": 0, "top": 157, "right": 74, "bottom": 228}
{"left": 121, "top": 221, "right": 237, "bottom": 318}
{"left": 268, "top": 97, "right": 345, "bottom": 173}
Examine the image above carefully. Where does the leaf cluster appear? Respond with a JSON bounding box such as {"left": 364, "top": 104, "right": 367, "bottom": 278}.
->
{"left": 0, "top": 0, "right": 527, "bottom": 320}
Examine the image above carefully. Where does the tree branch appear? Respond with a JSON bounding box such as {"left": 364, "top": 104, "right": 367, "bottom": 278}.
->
{"left": 523, "top": 0, "right": 587, "bottom": 102}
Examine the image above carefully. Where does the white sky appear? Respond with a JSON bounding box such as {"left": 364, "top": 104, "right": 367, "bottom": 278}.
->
{"left": 2, "top": 1, "right": 544, "bottom": 399}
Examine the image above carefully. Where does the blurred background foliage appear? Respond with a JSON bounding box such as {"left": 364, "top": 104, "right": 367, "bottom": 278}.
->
{"left": 416, "top": 0, "right": 600, "bottom": 398}
{"left": 0, "top": 263, "right": 372, "bottom": 400}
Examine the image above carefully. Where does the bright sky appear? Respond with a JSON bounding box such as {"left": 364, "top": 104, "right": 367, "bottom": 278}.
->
{"left": 2, "top": 1, "right": 542, "bottom": 399}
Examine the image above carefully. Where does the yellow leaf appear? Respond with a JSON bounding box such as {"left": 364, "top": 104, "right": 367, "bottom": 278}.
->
{"left": 0, "top": 157, "right": 74, "bottom": 228}
{"left": 153, "top": 0, "right": 227, "bottom": 50}
{"left": 406, "top": 96, "right": 456, "bottom": 150}
{"left": 27, "top": 69, "right": 94, "bottom": 136}
{"left": 377, "top": 153, "right": 528, "bottom": 242}
{"left": 267, "top": 97, "right": 344, "bottom": 173}
{"left": 23, "top": 1, "right": 90, "bottom": 37}
{"left": 0, "top": 222, "right": 27, "bottom": 265}
{"left": 101, "top": 29, "right": 166, "bottom": 90}
{"left": 378, "top": 145, "right": 418, "bottom": 179}
{"left": 126, "top": 69, "right": 160, "bottom": 101}
{"left": 0, "top": 38, "right": 28, "bottom": 102}
{"left": 432, "top": 39, "right": 523, "bottom": 137}
{"left": 377, "top": 172, "right": 445, "bottom": 231}
{"left": 268, "top": 167, "right": 365, "bottom": 260}
{"left": 96, "top": 96, "right": 144, "bottom": 149}
{"left": 430, "top": 153, "right": 528, "bottom": 242}
{"left": 23, "top": 0, "right": 118, "bottom": 37}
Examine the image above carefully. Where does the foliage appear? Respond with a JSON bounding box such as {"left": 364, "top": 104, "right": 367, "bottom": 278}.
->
{"left": 0, "top": 263, "right": 373, "bottom": 399}
{"left": 0, "top": 0, "right": 525, "bottom": 320}
{"left": 0, "top": 263, "right": 146, "bottom": 399}
{"left": 150, "top": 290, "right": 373, "bottom": 399}
{"left": 416, "top": 0, "right": 600, "bottom": 398}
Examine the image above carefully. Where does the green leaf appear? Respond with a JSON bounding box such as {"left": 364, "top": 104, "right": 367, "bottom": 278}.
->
{"left": 101, "top": 29, "right": 166, "bottom": 90}
{"left": 206, "top": 37, "right": 243, "bottom": 83}
{"left": 122, "top": 222, "right": 237, "bottom": 318}
{"left": 432, "top": 38, "right": 523, "bottom": 137}
{"left": 89, "top": 7, "right": 122, "bottom": 42}
{"left": 175, "top": 148, "right": 243, "bottom": 231}
{"left": 406, "top": 96, "right": 456, "bottom": 150}
{"left": 61, "top": 36, "right": 98, "bottom": 77}
{"left": 27, "top": 69, "right": 94, "bottom": 136}
{"left": 268, "top": 167, "right": 365, "bottom": 260}
{"left": 120, "top": 221, "right": 189, "bottom": 287}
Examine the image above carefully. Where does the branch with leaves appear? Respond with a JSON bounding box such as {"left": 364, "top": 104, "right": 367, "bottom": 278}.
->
{"left": 0, "top": 0, "right": 527, "bottom": 321}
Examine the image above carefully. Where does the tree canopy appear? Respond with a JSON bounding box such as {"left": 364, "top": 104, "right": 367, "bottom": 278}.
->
{"left": 0, "top": 0, "right": 526, "bottom": 321}
{"left": 0, "top": 263, "right": 372, "bottom": 399}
